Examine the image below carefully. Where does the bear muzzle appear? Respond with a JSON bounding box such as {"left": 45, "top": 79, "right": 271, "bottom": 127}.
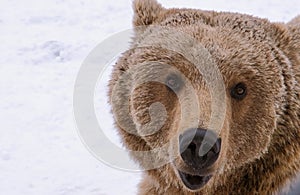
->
{"left": 177, "top": 128, "right": 221, "bottom": 190}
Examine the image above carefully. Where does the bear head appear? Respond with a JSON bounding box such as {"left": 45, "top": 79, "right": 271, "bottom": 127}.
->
{"left": 108, "top": 0, "right": 295, "bottom": 193}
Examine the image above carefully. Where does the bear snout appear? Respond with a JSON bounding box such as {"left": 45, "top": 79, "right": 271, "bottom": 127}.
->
{"left": 179, "top": 128, "right": 221, "bottom": 172}
{"left": 177, "top": 128, "right": 222, "bottom": 190}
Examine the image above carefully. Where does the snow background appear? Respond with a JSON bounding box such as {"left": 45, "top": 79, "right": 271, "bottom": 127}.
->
{"left": 1, "top": 0, "right": 300, "bottom": 194}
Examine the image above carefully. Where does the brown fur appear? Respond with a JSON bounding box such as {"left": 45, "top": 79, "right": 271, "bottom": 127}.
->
{"left": 108, "top": 0, "right": 300, "bottom": 194}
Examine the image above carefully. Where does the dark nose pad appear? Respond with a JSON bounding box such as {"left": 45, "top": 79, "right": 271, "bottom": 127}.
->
{"left": 179, "top": 128, "right": 221, "bottom": 170}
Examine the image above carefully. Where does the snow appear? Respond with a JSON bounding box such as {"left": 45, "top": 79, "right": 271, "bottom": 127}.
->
{"left": 1, "top": 0, "right": 300, "bottom": 194}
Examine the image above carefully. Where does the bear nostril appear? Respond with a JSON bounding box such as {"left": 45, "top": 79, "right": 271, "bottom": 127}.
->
{"left": 179, "top": 128, "right": 221, "bottom": 170}
{"left": 206, "top": 151, "right": 214, "bottom": 162}
{"left": 188, "top": 142, "right": 197, "bottom": 156}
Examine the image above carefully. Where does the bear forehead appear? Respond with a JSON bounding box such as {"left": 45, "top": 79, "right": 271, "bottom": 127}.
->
{"left": 133, "top": 24, "right": 276, "bottom": 82}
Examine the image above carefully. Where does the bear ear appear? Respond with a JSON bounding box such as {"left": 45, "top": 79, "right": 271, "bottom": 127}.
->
{"left": 287, "top": 15, "right": 300, "bottom": 26}
{"left": 132, "top": 0, "right": 165, "bottom": 26}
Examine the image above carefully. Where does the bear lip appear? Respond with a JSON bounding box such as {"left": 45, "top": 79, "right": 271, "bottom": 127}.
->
{"left": 178, "top": 170, "right": 212, "bottom": 190}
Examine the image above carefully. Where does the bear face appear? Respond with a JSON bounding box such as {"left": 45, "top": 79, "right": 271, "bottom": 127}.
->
{"left": 108, "top": 0, "right": 300, "bottom": 194}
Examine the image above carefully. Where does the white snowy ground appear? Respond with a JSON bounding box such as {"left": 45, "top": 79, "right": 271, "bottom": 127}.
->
{"left": 1, "top": 0, "right": 300, "bottom": 194}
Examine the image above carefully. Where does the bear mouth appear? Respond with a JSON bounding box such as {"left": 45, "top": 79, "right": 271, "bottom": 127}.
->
{"left": 178, "top": 171, "right": 212, "bottom": 190}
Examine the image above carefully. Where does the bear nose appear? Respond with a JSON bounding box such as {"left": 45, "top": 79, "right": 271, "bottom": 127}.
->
{"left": 179, "top": 128, "right": 221, "bottom": 170}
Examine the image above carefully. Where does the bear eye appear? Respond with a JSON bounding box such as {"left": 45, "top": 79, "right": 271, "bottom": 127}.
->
{"left": 165, "top": 73, "right": 183, "bottom": 92}
{"left": 231, "top": 83, "right": 247, "bottom": 100}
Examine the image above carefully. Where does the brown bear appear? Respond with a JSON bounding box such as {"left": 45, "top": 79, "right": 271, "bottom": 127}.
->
{"left": 108, "top": 0, "right": 300, "bottom": 194}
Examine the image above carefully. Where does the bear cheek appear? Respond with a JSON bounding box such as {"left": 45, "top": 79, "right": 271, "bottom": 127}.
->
{"left": 130, "top": 82, "right": 179, "bottom": 148}
{"left": 227, "top": 110, "right": 275, "bottom": 167}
